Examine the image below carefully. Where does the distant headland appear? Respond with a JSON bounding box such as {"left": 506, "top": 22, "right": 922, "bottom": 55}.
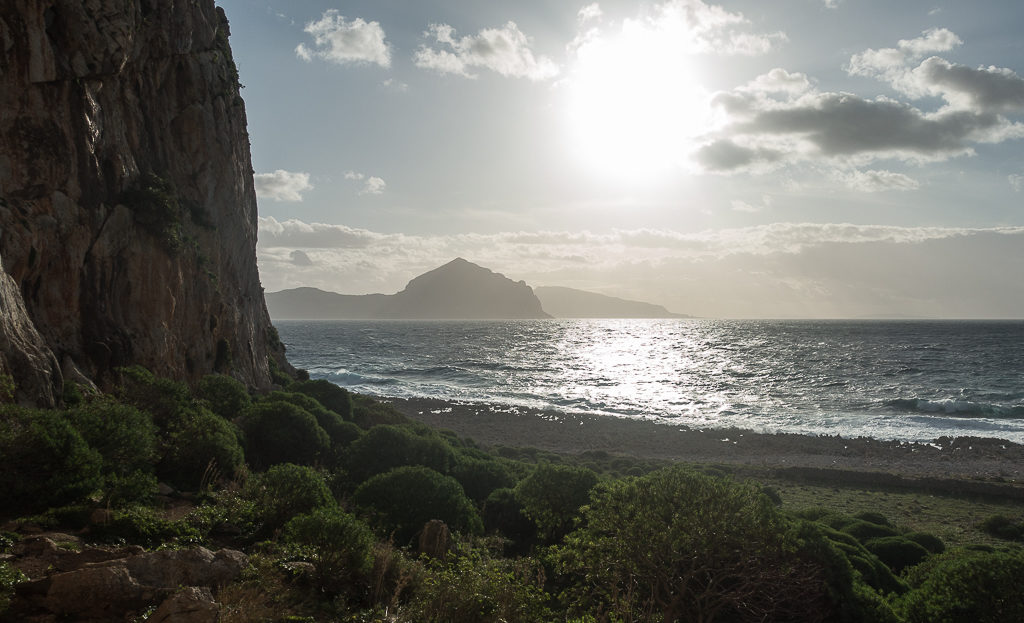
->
{"left": 266, "top": 258, "right": 690, "bottom": 320}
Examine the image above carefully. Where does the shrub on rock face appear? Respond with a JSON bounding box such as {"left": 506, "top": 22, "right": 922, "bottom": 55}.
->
{"left": 284, "top": 506, "right": 374, "bottom": 594}
{"left": 513, "top": 463, "right": 598, "bottom": 542}
{"left": 241, "top": 401, "right": 329, "bottom": 469}
{"left": 0, "top": 406, "right": 102, "bottom": 513}
{"left": 196, "top": 374, "right": 251, "bottom": 419}
{"left": 345, "top": 425, "right": 455, "bottom": 483}
{"left": 351, "top": 466, "right": 482, "bottom": 544}
{"left": 290, "top": 379, "right": 353, "bottom": 421}
{"left": 250, "top": 463, "right": 335, "bottom": 532}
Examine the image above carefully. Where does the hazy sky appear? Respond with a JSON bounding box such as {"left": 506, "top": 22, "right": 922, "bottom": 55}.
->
{"left": 218, "top": 0, "right": 1024, "bottom": 318}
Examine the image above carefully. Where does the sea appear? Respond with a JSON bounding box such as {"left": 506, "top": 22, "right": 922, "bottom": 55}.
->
{"left": 275, "top": 319, "right": 1024, "bottom": 444}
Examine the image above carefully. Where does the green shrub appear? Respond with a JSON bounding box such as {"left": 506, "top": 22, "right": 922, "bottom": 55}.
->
{"left": 197, "top": 374, "right": 251, "bottom": 419}
{"left": 186, "top": 490, "right": 260, "bottom": 540}
{"left": 284, "top": 507, "right": 375, "bottom": 594}
{"left": 116, "top": 366, "right": 191, "bottom": 427}
{"left": 863, "top": 536, "right": 930, "bottom": 573}
{"left": 67, "top": 398, "right": 157, "bottom": 475}
{"left": 352, "top": 466, "right": 482, "bottom": 545}
{"left": 120, "top": 173, "right": 184, "bottom": 251}
{"left": 249, "top": 463, "right": 335, "bottom": 532}
{"left": 159, "top": 409, "right": 245, "bottom": 490}
{"left": 406, "top": 549, "right": 551, "bottom": 623}
{"left": 241, "top": 402, "right": 329, "bottom": 469}
{"left": 903, "top": 531, "right": 945, "bottom": 555}
{"left": 839, "top": 519, "right": 900, "bottom": 541}
{"left": 92, "top": 505, "right": 201, "bottom": 548}
{"left": 290, "top": 379, "right": 353, "bottom": 421}
{"left": 560, "top": 466, "right": 837, "bottom": 623}
{"left": 853, "top": 511, "right": 894, "bottom": 527}
{"left": 0, "top": 406, "right": 102, "bottom": 514}
{"left": 895, "top": 549, "right": 1024, "bottom": 622}
{"left": 1, "top": 560, "right": 27, "bottom": 615}
{"left": 513, "top": 463, "right": 597, "bottom": 542}
{"left": 979, "top": 514, "right": 1024, "bottom": 541}
{"left": 450, "top": 455, "right": 515, "bottom": 505}
{"left": 482, "top": 488, "right": 536, "bottom": 553}
{"left": 351, "top": 394, "right": 408, "bottom": 428}
{"left": 345, "top": 425, "right": 456, "bottom": 483}
{"left": 260, "top": 391, "right": 353, "bottom": 449}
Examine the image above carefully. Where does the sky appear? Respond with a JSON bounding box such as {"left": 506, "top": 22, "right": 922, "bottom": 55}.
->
{"left": 217, "top": 0, "right": 1024, "bottom": 318}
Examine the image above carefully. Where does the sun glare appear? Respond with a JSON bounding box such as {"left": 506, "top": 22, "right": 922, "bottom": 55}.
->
{"left": 564, "top": 20, "right": 711, "bottom": 183}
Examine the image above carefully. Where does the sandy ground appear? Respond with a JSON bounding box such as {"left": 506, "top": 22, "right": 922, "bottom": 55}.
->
{"left": 386, "top": 397, "right": 1024, "bottom": 483}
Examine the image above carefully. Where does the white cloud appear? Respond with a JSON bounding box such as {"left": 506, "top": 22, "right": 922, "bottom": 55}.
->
{"left": 1010, "top": 174, "right": 1024, "bottom": 192}
{"left": 835, "top": 169, "right": 921, "bottom": 192}
{"left": 578, "top": 3, "right": 603, "bottom": 24}
{"left": 253, "top": 170, "right": 313, "bottom": 202}
{"left": 823, "top": 0, "right": 842, "bottom": 9}
{"left": 414, "top": 22, "right": 559, "bottom": 80}
{"left": 295, "top": 10, "right": 391, "bottom": 67}
{"left": 651, "top": 0, "right": 788, "bottom": 56}
{"left": 257, "top": 218, "right": 1024, "bottom": 318}
{"left": 847, "top": 28, "right": 962, "bottom": 79}
{"left": 344, "top": 171, "right": 386, "bottom": 195}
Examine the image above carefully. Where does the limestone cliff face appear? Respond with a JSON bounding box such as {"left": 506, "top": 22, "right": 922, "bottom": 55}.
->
{"left": 0, "top": 0, "right": 285, "bottom": 404}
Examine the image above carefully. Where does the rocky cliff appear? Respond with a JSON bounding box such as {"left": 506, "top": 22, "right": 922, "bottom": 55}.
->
{"left": 0, "top": 0, "right": 286, "bottom": 405}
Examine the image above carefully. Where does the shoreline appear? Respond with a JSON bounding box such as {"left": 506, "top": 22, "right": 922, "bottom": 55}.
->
{"left": 384, "top": 396, "right": 1024, "bottom": 482}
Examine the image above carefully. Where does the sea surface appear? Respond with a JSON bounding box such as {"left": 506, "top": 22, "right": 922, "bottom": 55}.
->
{"left": 275, "top": 319, "right": 1024, "bottom": 443}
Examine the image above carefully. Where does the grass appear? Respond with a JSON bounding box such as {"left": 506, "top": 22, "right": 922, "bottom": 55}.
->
{"left": 768, "top": 479, "right": 1024, "bottom": 547}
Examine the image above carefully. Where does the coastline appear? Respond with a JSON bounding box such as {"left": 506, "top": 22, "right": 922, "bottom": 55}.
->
{"left": 384, "top": 396, "right": 1024, "bottom": 483}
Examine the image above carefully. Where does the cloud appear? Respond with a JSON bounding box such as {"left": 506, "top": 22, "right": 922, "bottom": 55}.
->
{"left": 1010, "top": 174, "right": 1024, "bottom": 192}
{"left": 344, "top": 171, "right": 387, "bottom": 195}
{"left": 578, "top": 3, "right": 603, "bottom": 24}
{"left": 651, "top": 0, "right": 787, "bottom": 56}
{"left": 289, "top": 250, "right": 313, "bottom": 266}
{"left": 905, "top": 57, "right": 1024, "bottom": 112}
{"left": 834, "top": 169, "right": 921, "bottom": 192}
{"left": 257, "top": 218, "right": 1024, "bottom": 318}
{"left": 847, "top": 28, "right": 961, "bottom": 79}
{"left": 731, "top": 195, "right": 773, "bottom": 213}
{"left": 414, "top": 22, "right": 559, "bottom": 80}
{"left": 253, "top": 170, "right": 313, "bottom": 202}
{"left": 295, "top": 10, "right": 391, "bottom": 67}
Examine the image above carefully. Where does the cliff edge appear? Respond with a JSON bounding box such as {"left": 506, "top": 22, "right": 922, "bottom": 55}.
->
{"left": 0, "top": 0, "right": 286, "bottom": 404}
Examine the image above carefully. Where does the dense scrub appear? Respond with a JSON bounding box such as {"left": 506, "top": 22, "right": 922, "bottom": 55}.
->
{"left": 1, "top": 365, "right": 1021, "bottom": 622}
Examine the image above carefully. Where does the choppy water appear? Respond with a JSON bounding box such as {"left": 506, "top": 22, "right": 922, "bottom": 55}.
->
{"left": 275, "top": 319, "right": 1024, "bottom": 443}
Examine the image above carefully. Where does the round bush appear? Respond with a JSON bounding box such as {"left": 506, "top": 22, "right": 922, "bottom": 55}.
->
{"left": 197, "top": 374, "right": 251, "bottom": 419}
{"left": 251, "top": 463, "right": 335, "bottom": 532}
{"left": 864, "top": 536, "right": 931, "bottom": 573}
{"left": 260, "top": 391, "right": 353, "bottom": 448}
{"left": 451, "top": 455, "right": 515, "bottom": 504}
{"left": 159, "top": 409, "right": 245, "bottom": 490}
{"left": 352, "top": 465, "right": 482, "bottom": 544}
{"left": 67, "top": 398, "right": 157, "bottom": 476}
{"left": 291, "top": 379, "right": 353, "bottom": 421}
{"left": 839, "top": 519, "right": 900, "bottom": 541}
{"left": 346, "top": 425, "right": 455, "bottom": 483}
{"left": 0, "top": 406, "right": 102, "bottom": 513}
{"left": 483, "top": 487, "right": 536, "bottom": 551}
{"left": 284, "top": 506, "right": 375, "bottom": 594}
{"left": 513, "top": 463, "right": 598, "bottom": 542}
{"left": 904, "top": 531, "right": 945, "bottom": 555}
{"left": 242, "top": 402, "right": 329, "bottom": 469}
{"left": 896, "top": 549, "right": 1024, "bottom": 622}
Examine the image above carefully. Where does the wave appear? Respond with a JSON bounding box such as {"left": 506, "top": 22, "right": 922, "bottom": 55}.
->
{"left": 885, "top": 398, "right": 1024, "bottom": 419}
{"left": 320, "top": 368, "right": 398, "bottom": 387}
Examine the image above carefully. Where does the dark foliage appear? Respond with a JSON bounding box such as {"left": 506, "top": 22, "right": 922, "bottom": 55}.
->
{"left": 284, "top": 506, "right": 375, "bottom": 595}
{"left": 241, "top": 401, "right": 329, "bottom": 469}
{"left": 895, "top": 548, "right": 1024, "bottom": 622}
{"left": 513, "top": 462, "right": 597, "bottom": 543}
{"left": 450, "top": 455, "right": 515, "bottom": 505}
{"left": 290, "top": 379, "right": 354, "bottom": 421}
{"left": 351, "top": 465, "right": 482, "bottom": 545}
{"left": 196, "top": 374, "right": 251, "bottom": 419}
{"left": 250, "top": 463, "right": 335, "bottom": 533}
{"left": 159, "top": 408, "right": 245, "bottom": 490}
{"left": 863, "top": 536, "right": 930, "bottom": 574}
{"left": 345, "top": 425, "right": 456, "bottom": 483}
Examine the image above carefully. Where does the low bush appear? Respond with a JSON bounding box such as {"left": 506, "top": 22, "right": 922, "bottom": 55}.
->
{"left": 482, "top": 488, "right": 536, "bottom": 553}
{"left": 283, "top": 507, "right": 375, "bottom": 595}
{"left": 513, "top": 463, "right": 597, "bottom": 543}
{"left": 159, "top": 409, "right": 245, "bottom": 490}
{"left": 92, "top": 505, "right": 201, "bottom": 548}
{"left": 903, "top": 531, "right": 945, "bottom": 554}
{"left": 863, "top": 536, "right": 930, "bottom": 573}
{"left": 197, "top": 374, "right": 251, "bottom": 419}
{"left": 838, "top": 519, "right": 900, "bottom": 542}
{"left": 352, "top": 466, "right": 482, "bottom": 545}
{"left": 116, "top": 365, "right": 191, "bottom": 428}
{"left": 0, "top": 406, "right": 102, "bottom": 514}
{"left": 450, "top": 455, "right": 515, "bottom": 504}
{"left": 979, "top": 514, "right": 1024, "bottom": 541}
{"left": 249, "top": 463, "right": 335, "bottom": 533}
{"left": 1, "top": 560, "right": 27, "bottom": 615}
{"left": 895, "top": 548, "right": 1024, "bottom": 622}
{"left": 345, "top": 425, "right": 455, "bottom": 483}
{"left": 290, "top": 379, "right": 353, "bottom": 421}
{"left": 241, "top": 402, "right": 329, "bottom": 469}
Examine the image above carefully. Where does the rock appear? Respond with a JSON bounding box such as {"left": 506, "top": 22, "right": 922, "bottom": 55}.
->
{"left": 0, "top": 0, "right": 290, "bottom": 396}
{"left": 124, "top": 546, "right": 247, "bottom": 589}
{"left": 418, "top": 519, "right": 452, "bottom": 560}
{"left": 146, "top": 586, "right": 220, "bottom": 623}
{"left": 89, "top": 508, "right": 114, "bottom": 526}
{"left": 42, "top": 565, "right": 165, "bottom": 619}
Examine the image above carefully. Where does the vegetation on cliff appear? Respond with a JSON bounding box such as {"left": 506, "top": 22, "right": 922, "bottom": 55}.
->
{"left": 1, "top": 367, "right": 1022, "bottom": 621}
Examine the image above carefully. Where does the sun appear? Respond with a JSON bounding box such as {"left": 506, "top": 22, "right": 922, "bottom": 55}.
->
{"left": 563, "top": 20, "right": 711, "bottom": 183}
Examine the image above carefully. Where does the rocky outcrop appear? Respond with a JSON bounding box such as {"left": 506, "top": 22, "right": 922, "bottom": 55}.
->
{"left": 266, "top": 258, "right": 551, "bottom": 320}
{"left": 0, "top": 0, "right": 287, "bottom": 403}
{"left": 7, "top": 536, "right": 246, "bottom": 621}
{"left": 534, "top": 286, "right": 690, "bottom": 318}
